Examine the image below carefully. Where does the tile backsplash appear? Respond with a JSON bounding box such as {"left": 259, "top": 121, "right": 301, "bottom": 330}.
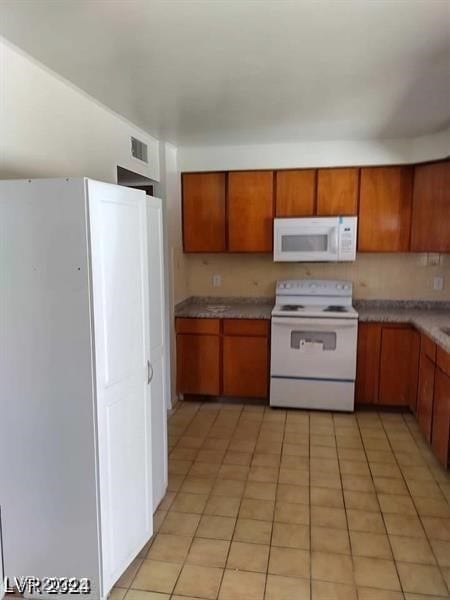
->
{"left": 184, "top": 253, "right": 450, "bottom": 300}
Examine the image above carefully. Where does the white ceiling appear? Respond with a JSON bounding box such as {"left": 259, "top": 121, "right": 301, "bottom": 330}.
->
{"left": 0, "top": 0, "right": 449, "bottom": 146}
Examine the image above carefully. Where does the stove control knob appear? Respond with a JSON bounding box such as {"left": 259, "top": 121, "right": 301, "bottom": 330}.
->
{"left": 285, "top": 283, "right": 291, "bottom": 289}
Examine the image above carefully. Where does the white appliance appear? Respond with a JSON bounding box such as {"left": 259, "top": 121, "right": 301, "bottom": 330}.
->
{"left": 270, "top": 279, "right": 358, "bottom": 411}
{"left": 273, "top": 216, "right": 357, "bottom": 262}
{"left": 0, "top": 178, "right": 168, "bottom": 600}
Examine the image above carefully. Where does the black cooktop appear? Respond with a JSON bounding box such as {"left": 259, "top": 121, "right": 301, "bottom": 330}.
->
{"left": 281, "top": 305, "right": 305, "bottom": 311}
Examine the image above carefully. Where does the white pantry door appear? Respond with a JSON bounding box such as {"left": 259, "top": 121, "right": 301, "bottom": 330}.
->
{"left": 146, "top": 196, "right": 168, "bottom": 511}
{"left": 87, "top": 180, "right": 152, "bottom": 595}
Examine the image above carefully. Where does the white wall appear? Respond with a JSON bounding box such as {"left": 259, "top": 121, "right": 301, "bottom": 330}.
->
{"left": 0, "top": 38, "right": 184, "bottom": 406}
{"left": 0, "top": 38, "right": 160, "bottom": 183}
{"left": 179, "top": 128, "right": 450, "bottom": 172}
{"left": 160, "top": 144, "right": 187, "bottom": 406}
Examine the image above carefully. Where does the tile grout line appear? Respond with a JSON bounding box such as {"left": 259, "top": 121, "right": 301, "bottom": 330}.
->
{"left": 213, "top": 403, "right": 262, "bottom": 599}
{"left": 381, "top": 412, "right": 448, "bottom": 594}
{"left": 263, "top": 406, "right": 287, "bottom": 600}
{"left": 355, "top": 412, "right": 405, "bottom": 599}
{"left": 374, "top": 412, "right": 434, "bottom": 597}
{"left": 308, "top": 410, "right": 313, "bottom": 600}
{"left": 122, "top": 402, "right": 201, "bottom": 597}
{"left": 333, "top": 412, "right": 358, "bottom": 596}
{"left": 144, "top": 402, "right": 221, "bottom": 597}
{"left": 124, "top": 402, "right": 449, "bottom": 599}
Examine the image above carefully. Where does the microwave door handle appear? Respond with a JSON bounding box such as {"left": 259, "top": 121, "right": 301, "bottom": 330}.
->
{"left": 329, "top": 227, "right": 339, "bottom": 254}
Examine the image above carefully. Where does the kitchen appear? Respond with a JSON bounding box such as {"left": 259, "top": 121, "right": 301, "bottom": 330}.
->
{"left": 0, "top": 1, "right": 449, "bottom": 600}
{"left": 175, "top": 162, "right": 450, "bottom": 455}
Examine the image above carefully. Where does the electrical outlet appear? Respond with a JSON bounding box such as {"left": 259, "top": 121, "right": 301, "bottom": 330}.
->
{"left": 212, "top": 274, "right": 222, "bottom": 287}
{"left": 428, "top": 253, "right": 441, "bottom": 266}
{"left": 433, "top": 276, "right": 444, "bottom": 291}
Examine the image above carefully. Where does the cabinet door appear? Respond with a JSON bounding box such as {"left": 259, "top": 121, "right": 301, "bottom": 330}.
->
{"left": 408, "top": 329, "right": 421, "bottom": 413}
{"left": 356, "top": 323, "right": 381, "bottom": 405}
{"left": 182, "top": 172, "right": 226, "bottom": 252}
{"left": 223, "top": 335, "right": 268, "bottom": 397}
{"left": 379, "top": 327, "right": 419, "bottom": 406}
{"left": 432, "top": 368, "right": 450, "bottom": 468}
{"left": 228, "top": 171, "right": 274, "bottom": 252}
{"left": 416, "top": 351, "right": 435, "bottom": 442}
{"left": 275, "top": 169, "right": 316, "bottom": 216}
{"left": 359, "top": 166, "right": 413, "bottom": 251}
{"left": 88, "top": 181, "right": 152, "bottom": 590}
{"left": 317, "top": 167, "right": 359, "bottom": 216}
{"left": 176, "top": 334, "right": 220, "bottom": 395}
{"left": 411, "top": 161, "right": 450, "bottom": 252}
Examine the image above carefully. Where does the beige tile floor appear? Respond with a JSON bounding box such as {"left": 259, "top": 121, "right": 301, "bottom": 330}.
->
{"left": 112, "top": 401, "right": 450, "bottom": 600}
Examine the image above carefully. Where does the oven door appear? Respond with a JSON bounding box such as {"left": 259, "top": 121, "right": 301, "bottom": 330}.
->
{"left": 271, "top": 317, "right": 358, "bottom": 381}
{"left": 274, "top": 218, "right": 339, "bottom": 262}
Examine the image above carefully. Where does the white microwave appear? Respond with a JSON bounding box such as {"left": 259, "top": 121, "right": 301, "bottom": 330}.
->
{"left": 274, "top": 216, "right": 357, "bottom": 262}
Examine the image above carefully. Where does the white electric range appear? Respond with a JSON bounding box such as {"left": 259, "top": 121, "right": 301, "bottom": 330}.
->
{"left": 270, "top": 279, "right": 358, "bottom": 411}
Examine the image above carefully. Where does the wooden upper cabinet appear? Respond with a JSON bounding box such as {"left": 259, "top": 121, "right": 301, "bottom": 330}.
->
{"left": 358, "top": 166, "right": 413, "bottom": 252}
{"left": 355, "top": 322, "right": 381, "bottom": 405}
{"left": 411, "top": 161, "right": 450, "bottom": 252}
{"left": 228, "top": 171, "right": 274, "bottom": 252}
{"left": 182, "top": 172, "right": 226, "bottom": 252}
{"left": 275, "top": 169, "right": 316, "bottom": 217}
{"left": 317, "top": 167, "right": 359, "bottom": 216}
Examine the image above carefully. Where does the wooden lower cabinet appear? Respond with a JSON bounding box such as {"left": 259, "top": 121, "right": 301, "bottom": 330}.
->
{"left": 223, "top": 335, "right": 268, "bottom": 398}
{"left": 356, "top": 323, "right": 419, "bottom": 408}
{"left": 432, "top": 367, "right": 450, "bottom": 468}
{"left": 176, "top": 333, "right": 220, "bottom": 395}
{"left": 356, "top": 323, "right": 381, "bottom": 405}
{"left": 176, "top": 317, "right": 269, "bottom": 398}
{"left": 416, "top": 351, "right": 436, "bottom": 441}
{"left": 379, "top": 327, "right": 420, "bottom": 407}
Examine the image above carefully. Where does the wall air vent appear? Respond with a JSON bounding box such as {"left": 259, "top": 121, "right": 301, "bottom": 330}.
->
{"left": 131, "top": 136, "right": 148, "bottom": 163}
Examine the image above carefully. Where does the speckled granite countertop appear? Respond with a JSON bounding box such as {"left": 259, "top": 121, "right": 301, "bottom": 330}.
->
{"left": 355, "top": 301, "right": 450, "bottom": 353}
{"left": 175, "top": 297, "right": 450, "bottom": 352}
{"left": 175, "top": 296, "right": 274, "bottom": 320}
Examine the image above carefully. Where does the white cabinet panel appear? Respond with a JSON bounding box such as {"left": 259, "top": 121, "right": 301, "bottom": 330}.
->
{"left": 146, "top": 196, "right": 168, "bottom": 510}
{"left": 88, "top": 180, "right": 152, "bottom": 591}
{"left": 0, "top": 178, "right": 166, "bottom": 600}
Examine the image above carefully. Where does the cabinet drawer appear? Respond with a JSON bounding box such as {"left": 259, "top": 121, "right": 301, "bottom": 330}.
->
{"left": 223, "top": 319, "right": 269, "bottom": 337}
{"left": 436, "top": 346, "right": 450, "bottom": 377}
{"left": 175, "top": 318, "right": 221, "bottom": 335}
{"left": 421, "top": 334, "right": 436, "bottom": 362}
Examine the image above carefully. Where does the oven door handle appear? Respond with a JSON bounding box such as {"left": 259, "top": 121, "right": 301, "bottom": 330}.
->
{"left": 272, "top": 317, "right": 357, "bottom": 328}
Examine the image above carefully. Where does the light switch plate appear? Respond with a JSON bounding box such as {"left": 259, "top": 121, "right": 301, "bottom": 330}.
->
{"left": 212, "top": 274, "right": 222, "bottom": 287}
